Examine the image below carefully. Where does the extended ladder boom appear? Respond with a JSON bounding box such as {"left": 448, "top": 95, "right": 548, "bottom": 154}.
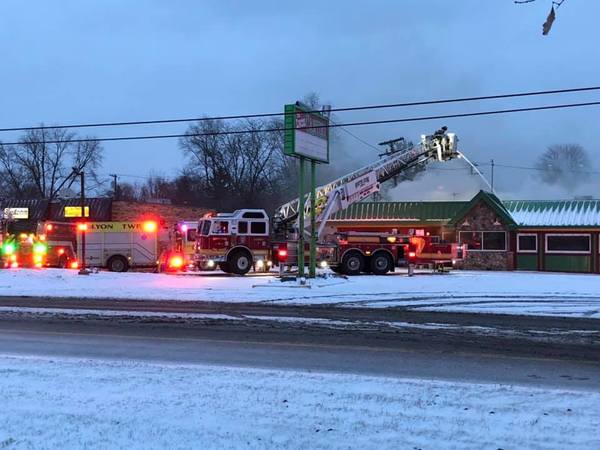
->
{"left": 273, "top": 128, "right": 459, "bottom": 236}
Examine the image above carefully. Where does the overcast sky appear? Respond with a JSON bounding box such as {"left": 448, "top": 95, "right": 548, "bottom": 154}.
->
{"left": 1, "top": 0, "right": 599, "bottom": 200}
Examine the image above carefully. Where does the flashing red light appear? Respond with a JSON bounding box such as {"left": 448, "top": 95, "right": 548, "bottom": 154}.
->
{"left": 46, "top": 224, "right": 53, "bottom": 231}
{"left": 169, "top": 255, "right": 184, "bottom": 269}
{"left": 77, "top": 223, "right": 88, "bottom": 231}
{"left": 70, "top": 261, "right": 79, "bottom": 269}
{"left": 277, "top": 248, "right": 288, "bottom": 262}
{"left": 180, "top": 224, "right": 188, "bottom": 233}
{"left": 408, "top": 251, "right": 417, "bottom": 258}
{"left": 143, "top": 221, "right": 158, "bottom": 233}
{"left": 10, "top": 261, "right": 18, "bottom": 269}
{"left": 58, "top": 248, "right": 65, "bottom": 255}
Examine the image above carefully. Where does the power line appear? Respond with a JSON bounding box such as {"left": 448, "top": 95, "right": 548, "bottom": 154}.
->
{"left": 1, "top": 99, "right": 599, "bottom": 146}
{"left": 1, "top": 85, "right": 599, "bottom": 133}
{"left": 328, "top": 116, "right": 381, "bottom": 152}
{"left": 494, "top": 163, "right": 600, "bottom": 175}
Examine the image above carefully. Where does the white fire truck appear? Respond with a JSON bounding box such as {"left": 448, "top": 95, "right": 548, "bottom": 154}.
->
{"left": 76, "top": 221, "right": 166, "bottom": 272}
{"left": 194, "top": 127, "right": 466, "bottom": 275}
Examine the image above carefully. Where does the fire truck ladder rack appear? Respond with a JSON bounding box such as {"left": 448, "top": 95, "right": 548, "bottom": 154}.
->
{"left": 272, "top": 128, "right": 459, "bottom": 238}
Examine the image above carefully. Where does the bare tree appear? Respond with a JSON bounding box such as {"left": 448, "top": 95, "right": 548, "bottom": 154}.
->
{"left": 179, "top": 116, "right": 295, "bottom": 211}
{"left": 0, "top": 127, "right": 103, "bottom": 200}
{"left": 535, "top": 144, "right": 591, "bottom": 191}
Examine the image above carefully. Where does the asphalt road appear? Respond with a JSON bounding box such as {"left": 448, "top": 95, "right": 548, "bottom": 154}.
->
{"left": 0, "top": 317, "right": 599, "bottom": 391}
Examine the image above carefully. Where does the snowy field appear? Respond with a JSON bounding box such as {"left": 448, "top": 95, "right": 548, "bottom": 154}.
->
{"left": 2, "top": 268, "right": 600, "bottom": 318}
{"left": 0, "top": 355, "right": 599, "bottom": 450}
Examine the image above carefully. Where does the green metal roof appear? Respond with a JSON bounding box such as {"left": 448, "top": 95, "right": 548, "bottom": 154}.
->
{"left": 330, "top": 201, "right": 468, "bottom": 225}
{"left": 330, "top": 192, "right": 600, "bottom": 228}
{"left": 504, "top": 199, "right": 600, "bottom": 227}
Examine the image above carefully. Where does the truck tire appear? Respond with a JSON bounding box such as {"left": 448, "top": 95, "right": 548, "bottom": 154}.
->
{"left": 228, "top": 250, "right": 252, "bottom": 275}
{"left": 330, "top": 265, "right": 343, "bottom": 274}
{"left": 370, "top": 252, "right": 392, "bottom": 275}
{"left": 107, "top": 255, "right": 129, "bottom": 272}
{"left": 58, "top": 255, "right": 68, "bottom": 269}
{"left": 340, "top": 251, "right": 364, "bottom": 276}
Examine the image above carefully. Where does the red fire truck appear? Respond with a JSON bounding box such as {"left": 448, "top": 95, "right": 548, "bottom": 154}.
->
{"left": 193, "top": 128, "right": 466, "bottom": 276}
{"left": 194, "top": 211, "right": 464, "bottom": 275}
{"left": 0, "top": 232, "right": 48, "bottom": 269}
{"left": 195, "top": 209, "right": 272, "bottom": 274}
{"left": 37, "top": 221, "right": 79, "bottom": 268}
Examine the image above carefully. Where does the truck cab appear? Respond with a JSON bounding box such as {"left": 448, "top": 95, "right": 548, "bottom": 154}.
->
{"left": 195, "top": 209, "right": 271, "bottom": 274}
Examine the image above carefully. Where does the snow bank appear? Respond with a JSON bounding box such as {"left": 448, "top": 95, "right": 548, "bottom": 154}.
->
{"left": 2, "top": 268, "right": 600, "bottom": 318}
{"left": 0, "top": 355, "right": 598, "bottom": 449}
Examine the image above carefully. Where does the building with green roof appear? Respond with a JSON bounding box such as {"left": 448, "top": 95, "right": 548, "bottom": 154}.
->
{"left": 328, "top": 190, "right": 600, "bottom": 273}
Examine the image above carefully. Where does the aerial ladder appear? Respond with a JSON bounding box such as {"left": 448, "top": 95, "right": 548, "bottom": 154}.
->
{"left": 273, "top": 127, "right": 459, "bottom": 241}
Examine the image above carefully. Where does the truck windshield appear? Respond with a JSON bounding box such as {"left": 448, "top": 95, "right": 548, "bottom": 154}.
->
{"left": 199, "top": 220, "right": 211, "bottom": 236}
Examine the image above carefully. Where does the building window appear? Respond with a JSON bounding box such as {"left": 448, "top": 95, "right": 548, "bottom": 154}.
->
{"left": 483, "top": 232, "right": 506, "bottom": 251}
{"left": 459, "top": 231, "right": 482, "bottom": 251}
{"left": 517, "top": 234, "right": 537, "bottom": 253}
{"left": 459, "top": 231, "right": 507, "bottom": 251}
{"left": 545, "top": 234, "right": 590, "bottom": 254}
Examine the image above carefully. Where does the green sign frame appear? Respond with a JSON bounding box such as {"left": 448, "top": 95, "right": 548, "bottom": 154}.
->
{"left": 283, "top": 103, "right": 330, "bottom": 163}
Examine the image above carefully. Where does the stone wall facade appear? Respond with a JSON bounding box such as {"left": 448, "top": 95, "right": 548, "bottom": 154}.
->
{"left": 454, "top": 202, "right": 512, "bottom": 271}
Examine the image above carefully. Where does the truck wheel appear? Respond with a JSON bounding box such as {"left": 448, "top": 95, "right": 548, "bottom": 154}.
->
{"left": 341, "top": 251, "right": 364, "bottom": 276}
{"left": 58, "top": 255, "right": 68, "bottom": 269}
{"left": 107, "top": 255, "right": 129, "bottom": 272}
{"left": 370, "top": 252, "right": 392, "bottom": 275}
{"left": 228, "top": 250, "right": 252, "bottom": 275}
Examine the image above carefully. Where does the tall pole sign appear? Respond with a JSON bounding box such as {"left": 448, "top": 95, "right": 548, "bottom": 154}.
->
{"left": 283, "top": 102, "right": 330, "bottom": 278}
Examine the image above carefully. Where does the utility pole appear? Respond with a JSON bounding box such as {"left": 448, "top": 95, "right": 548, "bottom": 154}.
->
{"left": 79, "top": 170, "right": 87, "bottom": 274}
{"left": 109, "top": 174, "right": 118, "bottom": 200}
{"left": 490, "top": 159, "right": 495, "bottom": 193}
{"left": 71, "top": 167, "right": 88, "bottom": 275}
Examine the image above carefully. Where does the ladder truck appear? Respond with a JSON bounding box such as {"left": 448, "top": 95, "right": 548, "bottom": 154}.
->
{"left": 193, "top": 127, "right": 465, "bottom": 275}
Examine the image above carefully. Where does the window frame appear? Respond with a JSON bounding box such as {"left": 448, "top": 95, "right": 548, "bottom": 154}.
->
{"left": 458, "top": 230, "right": 507, "bottom": 252}
{"left": 210, "top": 220, "right": 230, "bottom": 235}
{"left": 517, "top": 233, "right": 538, "bottom": 253}
{"left": 545, "top": 233, "right": 591, "bottom": 254}
{"left": 482, "top": 231, "right": 507, "bottom": 251}
{"left": 458, "top": 231, "right": 483, "bottom": 251}
{"left": 250, "top": 221, "right": 267, "bottom": 235}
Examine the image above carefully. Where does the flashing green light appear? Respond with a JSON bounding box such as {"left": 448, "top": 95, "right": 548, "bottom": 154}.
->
{"left": 2, "top": 243, "right": 15, "bottom": 255}
{"left": 33, "top": 243, "right": 47, "bottom": 255}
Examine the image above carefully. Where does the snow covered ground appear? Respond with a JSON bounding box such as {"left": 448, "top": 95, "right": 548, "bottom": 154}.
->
{"left": 2, "top": 268, "right": 600, "bottom": 318}
{"left": 0, "top": 354, "right": 598, "bottom": 450}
